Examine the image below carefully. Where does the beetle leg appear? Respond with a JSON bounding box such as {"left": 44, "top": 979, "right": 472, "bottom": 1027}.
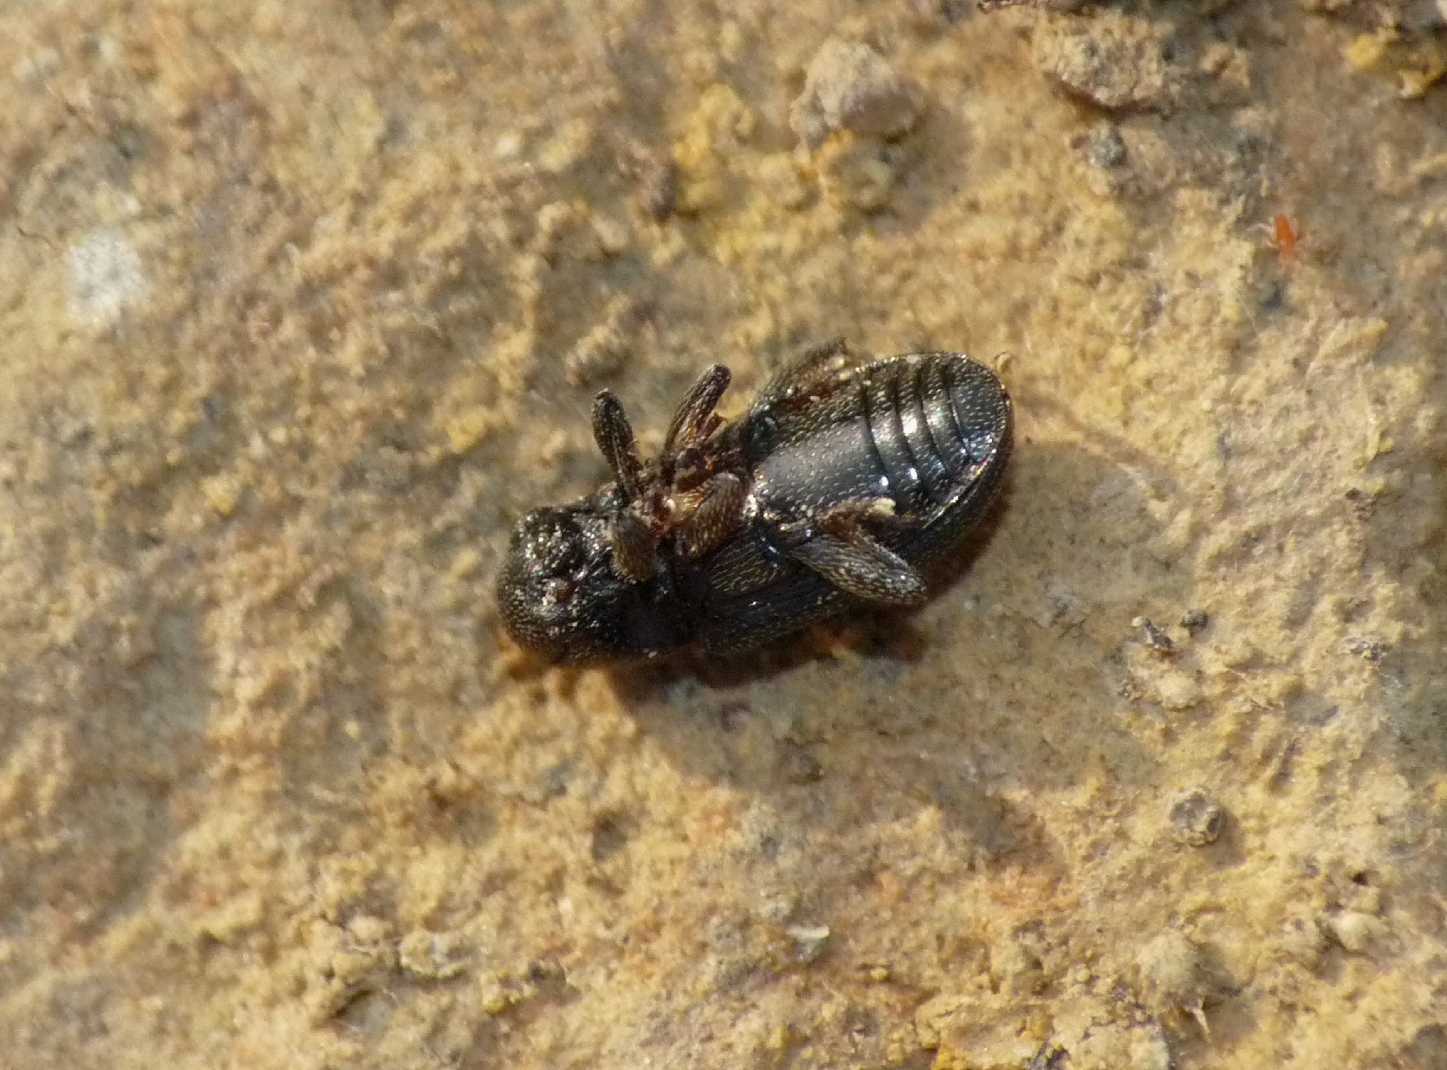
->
{"left": 592, "top": 390, "right": 644, "bottom": 500}
{"left": 677, "top": 472, "right": 746, "bottom": 558}
{"left": 778, "top": 497, "right": 927, "bottom": 605}
{"left": 751, "top": 338, "right": 852, "bottom": 415}
{"left": 785, "top": 525, "right": 927, "bottom": 606}
{"left": 608, "top": 508, "right": 657, "bottom": 582}
{"left": 663, "top": 364, "right": 732, "bottom": 454}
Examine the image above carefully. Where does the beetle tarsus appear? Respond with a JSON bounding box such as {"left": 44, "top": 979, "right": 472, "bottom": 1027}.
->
{"left": 752, "top": 337, "right": 851, "bottom": 414}
{"left": 664, "top": 363, "right": 732, "bottom": 454}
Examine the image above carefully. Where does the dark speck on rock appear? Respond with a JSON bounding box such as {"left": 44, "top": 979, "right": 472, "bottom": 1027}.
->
{"left": 1344, "top": 635, "right": 1387, "bottom": 664}
{"left": 778, "top": 741, "right": 824, "bottom": 785}
{"left": 1084, "top": 124, "right": 1128, "bottom": 169}
{"left": 908, "top": 0, "right": 971, "bottom": 23}
{"left": 639, "top": 157, "right": 678, "bottom": 221}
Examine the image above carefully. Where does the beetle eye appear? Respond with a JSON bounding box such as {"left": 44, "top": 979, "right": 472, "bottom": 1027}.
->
{"left": 539, "top": 538, "right": 581, "bottom": 575}
{"left": 544, "top": 578, "right": 576, "bottom": 604}
{"left": 521, "top": 511, "right": 585, "bottom": 574}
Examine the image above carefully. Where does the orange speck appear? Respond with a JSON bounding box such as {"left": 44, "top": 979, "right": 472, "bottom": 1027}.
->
{"left": 1272, "top": 213, "right": 1300, "bottom": 261}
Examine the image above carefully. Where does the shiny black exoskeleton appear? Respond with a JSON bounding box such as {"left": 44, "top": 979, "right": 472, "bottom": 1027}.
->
{"left": 497, "top": 339, "right": 1012, "bottom": 661}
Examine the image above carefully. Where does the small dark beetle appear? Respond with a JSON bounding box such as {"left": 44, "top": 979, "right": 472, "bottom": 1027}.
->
{"left": 498, "top": 340, "right": 1012, "bottom": 661}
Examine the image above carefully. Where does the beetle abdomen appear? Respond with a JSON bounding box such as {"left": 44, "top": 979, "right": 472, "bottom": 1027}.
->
{"left": 867, "top": 352, "right": 1009, "bottom": 516}
{"left": 751, "top": 352, "right": 1009, "bottom": 526}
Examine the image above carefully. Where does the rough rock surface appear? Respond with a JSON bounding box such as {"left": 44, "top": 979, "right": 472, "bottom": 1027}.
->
{"left": 1, "top": 4, "right": 1444, "bottom": 1069}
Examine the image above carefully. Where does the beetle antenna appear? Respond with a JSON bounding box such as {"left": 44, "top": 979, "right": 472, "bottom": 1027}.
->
{"left": 592, "top": 390, "right": 644, "bottom": 500}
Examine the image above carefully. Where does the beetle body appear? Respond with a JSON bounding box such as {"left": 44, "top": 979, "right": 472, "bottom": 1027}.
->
{"left": 497, "top": 340, "right": 1012, "bottom": 661}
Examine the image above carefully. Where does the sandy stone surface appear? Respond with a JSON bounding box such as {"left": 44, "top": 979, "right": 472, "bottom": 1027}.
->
{"left": 1, "top": 3, "right": 1444, "bottom": 1068}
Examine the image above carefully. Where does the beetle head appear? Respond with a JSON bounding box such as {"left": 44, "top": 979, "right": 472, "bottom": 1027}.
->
{"left": 496, "top": 501, "right": 681, "bottom": 662}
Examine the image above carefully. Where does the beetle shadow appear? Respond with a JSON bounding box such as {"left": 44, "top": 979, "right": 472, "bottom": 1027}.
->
{"left": 601, "top": 438, "right": 1183, "bottom": 874}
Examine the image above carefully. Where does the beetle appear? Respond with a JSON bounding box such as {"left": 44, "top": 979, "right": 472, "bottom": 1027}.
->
{"left": 496, "top": 339, "right": 1012, "bottom": 661}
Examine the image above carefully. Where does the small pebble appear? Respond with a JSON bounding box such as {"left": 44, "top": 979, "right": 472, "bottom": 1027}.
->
{"left": 202, "top": 473, "right": 243, "bottom": 518}
{"left": 1344, "top": 635, "right": 1386, "bottom": 663}
{"left": 1083, "top": 124, "right": 1128, "bottom": 169}
{"left": 786, "top": 924, "right": 831, "bottom": 964}
{"left": 1152, "top": 668, "right": 1201, "bottom": 711}
{"left": 1135, "top": 930, "right": 1220, "bottom": 1035}
{"left": 1329, "top": 910, "right": 1385, "bottom": 954}
{"left": 1035, "top": 15, "right": 1177, "bottom": 112}
{"left": 1180, "top": 608, "right": 1209, "bottom": 634}
{"left": 1132, "top": 616, "right": 1176, "bottom": 654}
{"left": 398, "top": 931, "right": 468, "bottom": 980}
{"left": 591, "top": 213, "right": 629, "bottom": 257}
{"left": 637, "top": 156, "right": 678, "bottom": 221}
{"left": 494, "top": 131, "right": 525, "bottom": 160}
{"left": 1168, "top": 788, "right": 1224, "bottom": 847}
{"left": 1278, "top": 914, "right": 1327, "bottom": 970}
{"left": 68, "top": 227, "right": 148, "bottom": 327}
{"left": 790, "top": 40, "right": 922, "bottom": 150}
